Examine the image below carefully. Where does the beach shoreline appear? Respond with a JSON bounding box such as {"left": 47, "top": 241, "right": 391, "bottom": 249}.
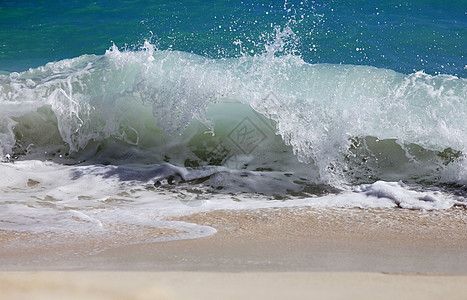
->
{"left": 1, "top": 207, "right": 466, "bottom": 273}
{"left": 1, "top": 207, "right": 467, "bottom": 299}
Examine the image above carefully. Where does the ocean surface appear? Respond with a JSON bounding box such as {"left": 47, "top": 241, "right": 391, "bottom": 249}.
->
{"left": 0, "top": 1, "right": 466, "bottom": 240}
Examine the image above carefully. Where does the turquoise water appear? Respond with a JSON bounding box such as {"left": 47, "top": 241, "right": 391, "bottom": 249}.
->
{"left": 1, "top": 1, "right": 465, "bottom": 76}
{"left": 0, "top": 1, "right": 466, "bottom": 237}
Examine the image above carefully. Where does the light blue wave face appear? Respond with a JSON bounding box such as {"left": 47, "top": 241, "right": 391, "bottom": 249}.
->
{"left": 1, "top": 45, "right": 466, "bottom": 188}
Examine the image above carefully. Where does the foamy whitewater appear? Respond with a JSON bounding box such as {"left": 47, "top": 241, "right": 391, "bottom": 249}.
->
{"left": 0, "top": 1, "right": 466, "bottom": 242}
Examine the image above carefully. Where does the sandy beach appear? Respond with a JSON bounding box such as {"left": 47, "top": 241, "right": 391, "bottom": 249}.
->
{"left": 2, "top": 271, "right": 467, "bottom": 300}
{"left": 1, "top": 207, "right": 467, "bottom": 299}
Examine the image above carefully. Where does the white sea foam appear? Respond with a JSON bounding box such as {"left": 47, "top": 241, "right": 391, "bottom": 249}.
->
{"left": 0, "top": 161, "right": 464, "bottom": 237}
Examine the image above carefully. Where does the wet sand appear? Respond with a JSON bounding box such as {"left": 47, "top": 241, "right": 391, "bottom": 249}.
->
{"left": 1, "top": 207, "right": 467, "bottom": 299}
{"left": 2, "top": 271, "right": 467, "bottom": 300}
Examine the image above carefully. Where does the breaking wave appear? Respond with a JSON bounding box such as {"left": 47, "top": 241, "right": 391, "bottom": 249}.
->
{"left": 0, "top": 41, "right": 466, "bottom": 190}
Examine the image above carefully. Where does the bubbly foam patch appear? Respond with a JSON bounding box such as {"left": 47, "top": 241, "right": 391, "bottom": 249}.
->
{"left": 0, "top": 161, "right": 464, "bottom": 237}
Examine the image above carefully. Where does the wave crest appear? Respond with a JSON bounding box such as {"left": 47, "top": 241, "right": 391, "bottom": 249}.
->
{"left": 1, "top": 44, "right": 466, "bottom": 187}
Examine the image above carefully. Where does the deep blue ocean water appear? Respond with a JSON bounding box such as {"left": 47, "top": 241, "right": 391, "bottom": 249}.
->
{"left": 1, "top": 0, "right": 465, "bottom": 76}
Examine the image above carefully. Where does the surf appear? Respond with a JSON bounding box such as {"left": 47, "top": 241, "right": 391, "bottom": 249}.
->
{"left": 1, "top": 41, "right": 466, "bottom": 189}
